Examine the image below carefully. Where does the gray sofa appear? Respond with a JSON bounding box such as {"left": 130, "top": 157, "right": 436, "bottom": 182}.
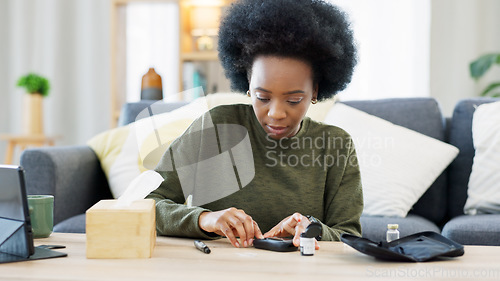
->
{"left": 20, "top": 97, "right": 500, "bottom": 245}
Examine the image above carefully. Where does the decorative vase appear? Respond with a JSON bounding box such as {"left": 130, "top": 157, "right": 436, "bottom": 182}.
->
{"left": 23, "top": 93, "right": 44, "bottom": 135}
{"left": 141, "top": 68, "right": 163, "bottom": 100}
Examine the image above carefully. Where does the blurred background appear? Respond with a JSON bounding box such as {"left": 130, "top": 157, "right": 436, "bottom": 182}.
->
{"left": 0, "top": 0, "right": 499, "bottom": 163}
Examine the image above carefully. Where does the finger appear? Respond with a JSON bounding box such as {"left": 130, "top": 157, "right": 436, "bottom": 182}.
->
{"left": 292, "top": 230, "right": 302, "bottom": 247}
{"left": 264, "top": 215, "right": 298, "bottom": 238}
{"left": 263, "top": 214, "right": 290, "bottom": 238}
{"left": 263, "top": 224, "right": 281, "bottom": 238}
{"left": 282, "top": 215, "right": 301, "bottom": 236}
{"left": 292, "top": 213, "right": 304, "bottom": 223}
{"left": 253, "top": 221, "right": 264, "bottom": 240}
{"left": 227, "top": 216, "right": 248, "bottom": 248}
{"left": 221, "top": 224, "right": 240, "bottom": 248}
{"left": 234, "top": 212, "right": 255, "bottom": 247}
{"left": 250, "top": 221, "right": 263, "bottom": 246}
{"left": 282, "top": 223, "right": 296, "bottom": 236}
{"left": 315, "top": 239, "right": 320, "bottom": 250}
{"left": 244, "top": 218, "right": 255, "bottom": 247}
{"left": 292, "top": 219, "right": 309, "bottom": 247}
{"left": 294, "top": 220, "right": 307, "bottom": 236}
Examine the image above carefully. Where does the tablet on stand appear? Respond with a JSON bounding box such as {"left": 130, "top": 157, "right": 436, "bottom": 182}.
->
{"left": 0, "top": 165, "right": 67, "bottom": 264}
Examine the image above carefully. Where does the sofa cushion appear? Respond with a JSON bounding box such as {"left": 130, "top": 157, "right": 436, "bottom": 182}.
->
{"left": 325, "top": 103, "right": 458, "bottom": 218}
{"left": 464, "top": 101, "right": 500, "bottom": 214}
{"left": 21, "top": 146, "right": 112, "bottom": 225}
{"left": 360, "top": 214, "right": 440, "bottom": 242}
{"left": 447, "top": 98, "right": 499, "bottom": 219}
{"left": 118, "top": 101, "right": 189, "bottom": 126}
{"left": 442, "top": 215, "right": 500, "bottom": 246}
{"left": 53, "top": 214, "right": 86, "bottom": 234}
{"left": 89, "top": 94, "right": 252, "bottom": 198}
{"left": 342, "top": 98, "right": 449, "bottom": 225}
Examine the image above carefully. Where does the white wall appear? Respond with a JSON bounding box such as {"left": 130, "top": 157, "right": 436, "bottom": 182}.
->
{"left": 430, "top": 0, "right": 500, "bottom": 116}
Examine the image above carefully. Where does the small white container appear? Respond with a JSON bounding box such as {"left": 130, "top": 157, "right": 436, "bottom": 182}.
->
{"left": 386, "top": 224, "right": 400, "bottom": 242}
{"left": 300, "top": 236, "right": 315, "bottom": 256}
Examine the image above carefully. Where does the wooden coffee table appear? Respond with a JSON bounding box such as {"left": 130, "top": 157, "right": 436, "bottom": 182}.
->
{"left": 0, "top": 233, "right": 499, "bottom": 281}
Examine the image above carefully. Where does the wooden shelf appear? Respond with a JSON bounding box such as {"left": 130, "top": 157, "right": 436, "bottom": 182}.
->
{"left": 178, "top": 0, "right": 233, "bottom": 96}
{"left": 181, "top": 51, "right": 219, "bottom": 61}
{"left": 110, "top": 0, "right": 233, "bottom": 127}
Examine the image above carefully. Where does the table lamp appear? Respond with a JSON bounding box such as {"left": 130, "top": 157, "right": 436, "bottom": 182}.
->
{"left": 190, "top": 5, "right": 221, "bottom": 51}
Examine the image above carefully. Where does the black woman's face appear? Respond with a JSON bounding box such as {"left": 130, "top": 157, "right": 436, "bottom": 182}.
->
{"left": 248, "top": 56, "right": 318, "bottom": 140}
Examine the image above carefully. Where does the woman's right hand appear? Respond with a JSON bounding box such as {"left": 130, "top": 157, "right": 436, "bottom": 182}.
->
{"left": 199, "top": 207, "right": 264, "bottom": 248}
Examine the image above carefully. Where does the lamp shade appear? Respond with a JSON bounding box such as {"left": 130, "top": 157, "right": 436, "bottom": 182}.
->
{"left": 190, "top": 5, "right": 221, "bottom": 36}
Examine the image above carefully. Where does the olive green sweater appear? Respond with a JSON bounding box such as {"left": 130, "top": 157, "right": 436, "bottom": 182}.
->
{"left": 147, "top": 104, "right": 363, "bottom": 241}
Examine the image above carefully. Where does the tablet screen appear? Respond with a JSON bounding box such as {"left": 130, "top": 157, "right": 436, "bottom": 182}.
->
{"left": 0, "top": 165, "right": 35, "bottom": 260}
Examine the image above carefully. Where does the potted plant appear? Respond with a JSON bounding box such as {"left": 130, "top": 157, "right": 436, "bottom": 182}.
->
{"left": 16, "top": 73, "right": 50, "bottom": 135}
{"left": 470, "top": 53, "right": 500, "bottom": 97}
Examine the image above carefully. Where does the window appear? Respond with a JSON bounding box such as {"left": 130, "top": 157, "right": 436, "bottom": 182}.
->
{"left": 330, "top": 0, "right": 431, "bottom": 100}
{"left": 126, "top": 3, "right": 179, "bottom": 102}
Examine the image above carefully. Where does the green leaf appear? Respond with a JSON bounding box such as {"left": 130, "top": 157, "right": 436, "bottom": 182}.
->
{"left": 16, "top": 73, "right": 50, "bottom": 97}
{"left": 470, "top": 53, "right": 500, "bottom": 79}
{"left": 480, "top": 82, "right": 500, "bottom": 97}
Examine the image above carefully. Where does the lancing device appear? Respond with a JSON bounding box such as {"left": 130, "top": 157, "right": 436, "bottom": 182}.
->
{"left": 194, "top": 240, "right": 211, "bottom": 254}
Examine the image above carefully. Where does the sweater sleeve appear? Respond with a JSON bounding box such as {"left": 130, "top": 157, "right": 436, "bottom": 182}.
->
{"left": 146, "top": 106, "right": 243, "bottom": 239}
{"left": 146, "top": 174, "right": 217, "bottom": 239}
{"left": 146, "top": 142, "right": 220, "bottom": 239}
{"left": 320, "top": 137, "right": 363, "bottom": 241}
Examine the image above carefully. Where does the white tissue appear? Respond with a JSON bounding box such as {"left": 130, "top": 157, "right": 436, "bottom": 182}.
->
{"left": 114, "top": 170, "right": 164, "bottom": 208}
{"left": 186, "top": 194, "right": 193, "bottom": 208}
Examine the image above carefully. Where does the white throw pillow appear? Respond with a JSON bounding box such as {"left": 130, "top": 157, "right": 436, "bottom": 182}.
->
{"left": 88, "top": 93, "right": 251, "bottom": 198}
{"left": 464, "top": 101, "right": 500, "bottom": 215}
{"left": 324, "top": 103, "right": 459, "bottom": 217}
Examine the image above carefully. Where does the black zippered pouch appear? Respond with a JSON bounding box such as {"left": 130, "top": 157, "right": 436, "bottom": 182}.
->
{"left": 341, "top": 231, "right": 464, "bottom": 262}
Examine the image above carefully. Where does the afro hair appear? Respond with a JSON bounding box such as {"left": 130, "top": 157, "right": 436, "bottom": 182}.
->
{"left": 218, "top": 0, "right": 357, "bottom": 100}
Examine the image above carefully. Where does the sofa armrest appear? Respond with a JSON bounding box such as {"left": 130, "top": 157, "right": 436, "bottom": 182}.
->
{"left": 20, "top": 146, "right": 112, "bottom": 224}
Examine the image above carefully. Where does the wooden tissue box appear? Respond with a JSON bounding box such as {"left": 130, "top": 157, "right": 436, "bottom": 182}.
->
{"left": 86, "top": 199, "right": 156, "bottom": 259}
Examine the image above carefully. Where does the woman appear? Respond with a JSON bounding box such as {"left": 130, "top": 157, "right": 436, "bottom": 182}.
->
{"left": 147, "top": 0, "right": 362, "bottom": 249}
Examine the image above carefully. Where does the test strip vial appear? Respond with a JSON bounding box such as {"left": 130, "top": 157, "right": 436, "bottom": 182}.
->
{"left": 386, "top": 224, "right": 400, "bottom": 242}
{"left": 300, "top": 236, "right": 315, "bottom": 256}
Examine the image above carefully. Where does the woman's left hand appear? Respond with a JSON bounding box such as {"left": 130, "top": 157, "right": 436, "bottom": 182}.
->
{"left": 263, "top": 213, "right": 320, "bottom": 249}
